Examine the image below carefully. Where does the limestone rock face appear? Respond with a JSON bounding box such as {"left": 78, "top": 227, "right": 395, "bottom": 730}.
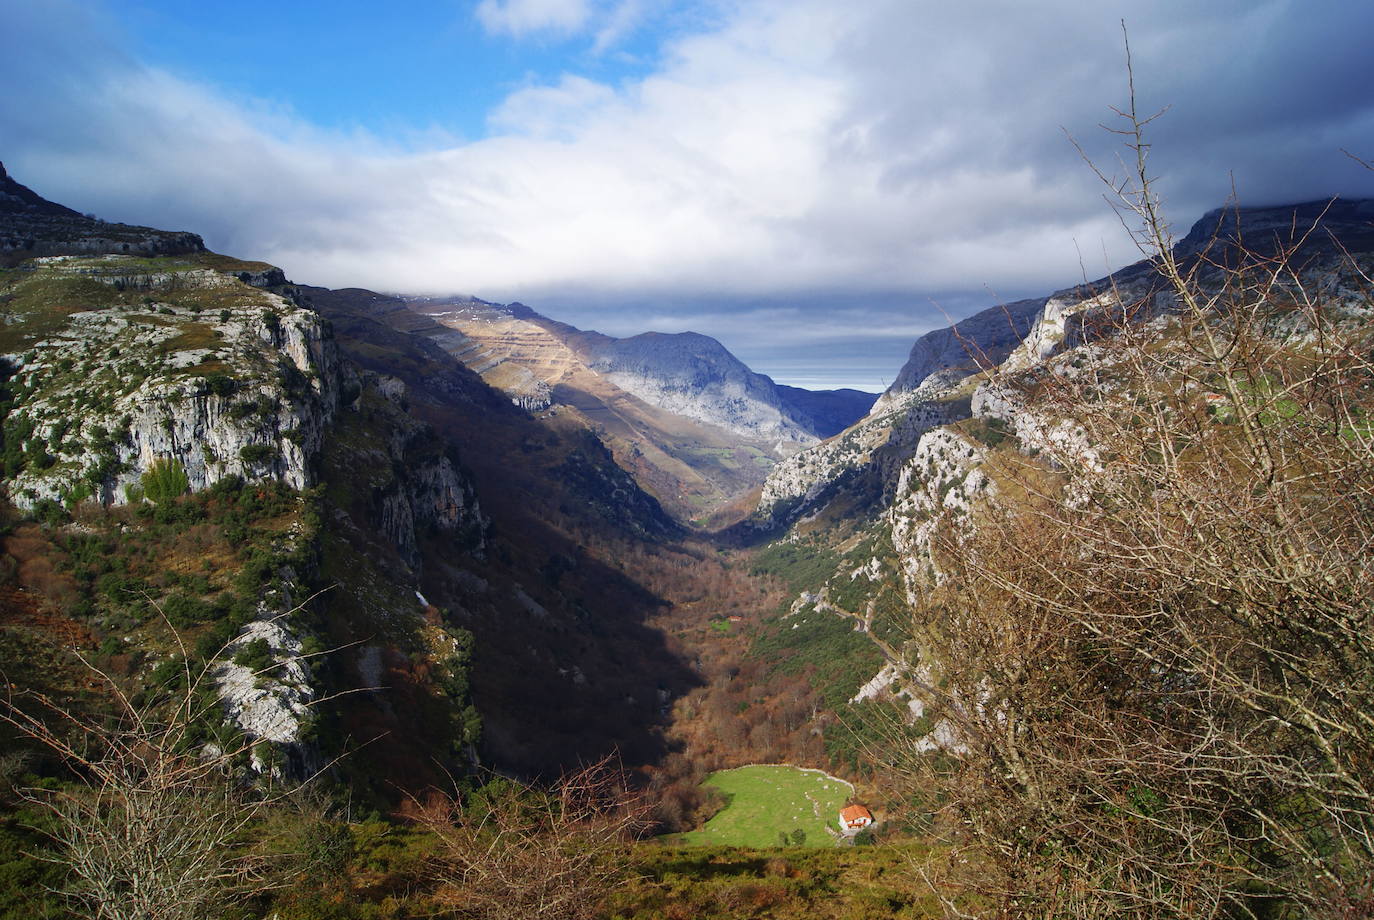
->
{"left": 887, "top": 427, "right": 989, "bottom": 579}
{"left": 1, "top": 256, "right": 339, "bottom": 509}
{"left": 754, "top": 387, "right": 970, "bottom": 526}
{"left": 377, "top": 440, "right": 485, "bottom": 568}
{"left": 331, "top": 370, "right": 488, "bottom": 572}
{"left": 577, "top": 331, "right": 818, "bottom": 442}
{"left": 215, "top": 608, "right": 319, "bottom": 778}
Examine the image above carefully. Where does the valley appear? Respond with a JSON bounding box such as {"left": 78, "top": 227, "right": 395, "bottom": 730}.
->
{"left": 2, "top": 156, "right": 1372, "bottom": 920}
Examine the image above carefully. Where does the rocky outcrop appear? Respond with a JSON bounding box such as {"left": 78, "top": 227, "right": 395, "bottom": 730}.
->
{"left": 871, "top": 298, "right": 1043, "bottom": 414}
{"left": 327, "top": 370, "right": 488, "bottom": 572}
{"left": 753, "top": 387, "right": 970, "bottom": 526}
{"left": 887, "top": 427, "right": 990, "bottom": 582}
{"left": 215, "top": 599, "right": 319, "bottom": 779}
{"left": 849, "top": 199, "right": 1374, "bottom": 756}
{"left": 763, "top": 198, "right": 1374, "bottom": 536}
{"left": 2, "top": 256, "right": 339, "bottom": 509}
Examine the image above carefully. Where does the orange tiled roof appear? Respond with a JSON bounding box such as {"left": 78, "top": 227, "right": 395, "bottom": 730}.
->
{"left": 840, "top": 804, "right": 873, "bottom": 824}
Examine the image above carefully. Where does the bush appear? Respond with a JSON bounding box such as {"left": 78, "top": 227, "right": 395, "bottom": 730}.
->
{"left": 232, "top": 637, "right": 274, "bottom": 673}
{"left": 238, "top": 444, "right": 276, "bottom": 467}
{"left": 228, "top": 400, "right": 257, "bottom": 421}
{"left": 141, "top": 458, "right": 189, "bottom": 504}
{"left": 203, "top": 373, "right": 236, "bottom": 397}
{"left": 161, "top": 591, "right": 214, "bottom": 629}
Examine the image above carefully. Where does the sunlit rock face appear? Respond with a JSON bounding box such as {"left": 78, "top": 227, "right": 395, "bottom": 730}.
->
{"left": 2, "top": 259, "right": 339, "bottom": 510}
{"left": 576, "top": 330, "right": 815, "bottom": 442}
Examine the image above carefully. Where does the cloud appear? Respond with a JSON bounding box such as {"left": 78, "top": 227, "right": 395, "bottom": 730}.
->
{"left": 474, "top": 0, "right": 593, "bottom": 37}
{"left": 4, "top": 0, "right": 1374, "bottom": 385}
{"left": 592, "top": 0, "right": 648, "bottom": 54}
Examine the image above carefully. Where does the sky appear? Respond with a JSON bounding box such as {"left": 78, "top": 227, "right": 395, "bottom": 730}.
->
{"left": 4, "top": 1, "right": 1374, "bottom": 391}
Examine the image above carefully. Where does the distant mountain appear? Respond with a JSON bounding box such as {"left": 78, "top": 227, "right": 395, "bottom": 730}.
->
{"left": 570, "top": 329, "right": 820, "bottom": 442}
{"left": 404, "top": 297, "right": 876, "bottom": 522}
{"left": 773, "top": 385, "right": 881, "bottom": 439}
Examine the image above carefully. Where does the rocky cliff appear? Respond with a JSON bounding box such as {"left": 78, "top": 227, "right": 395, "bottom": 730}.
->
{"left": 1, "top": 254, "right": 338, "bottom": 510}
{"left": 754, "top": 198, "right": 1374, "bottom": 532}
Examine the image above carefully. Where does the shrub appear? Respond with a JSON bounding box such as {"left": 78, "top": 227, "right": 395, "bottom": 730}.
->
{"left": 141, "top": 458, "right": 189, "bottom": 504}
{"left": 238, "top": 444, "right": 276, "bottom": 466}
{"left": 203, "top": 373, "right": 236, "bottom": 397}
{"left": 232, "top": 637, "right": 274, "bottom": 673}
{"left": 162, "top": 592, "right": 214, "bottom": 629}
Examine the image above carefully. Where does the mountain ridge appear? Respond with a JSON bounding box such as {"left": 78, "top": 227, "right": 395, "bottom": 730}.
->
{"left": 405, "top": 296, "right": 875, "bottom": 522}
{"left": 753, "top": 197, "right": 1374, "bottom": 530}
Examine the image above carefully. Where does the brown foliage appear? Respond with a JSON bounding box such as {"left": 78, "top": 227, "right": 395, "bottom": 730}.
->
{"left": 894, "top": 65, "right": 1374, "bottom": 919}
{"left": 415, "top": 757, "right": 649, "bottom": 920}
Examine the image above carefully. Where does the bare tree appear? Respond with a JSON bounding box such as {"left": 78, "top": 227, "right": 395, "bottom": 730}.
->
{"left": 1, "top": 633, "right": 289, "bottom": 919}
{"left": 415, "top": 757, "right": 648, "bottom": 920}
{"left": 891, "top": 44, "right": 1374, "bottom": 920}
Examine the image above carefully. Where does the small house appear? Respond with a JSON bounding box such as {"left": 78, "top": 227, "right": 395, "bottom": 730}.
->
{"left": 838, "top": 804, "right": 874, "bottom": 834}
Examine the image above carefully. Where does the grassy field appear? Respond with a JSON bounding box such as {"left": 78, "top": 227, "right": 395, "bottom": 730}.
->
{"left": 677, "top": 765, "right": 854, "bottom": 848}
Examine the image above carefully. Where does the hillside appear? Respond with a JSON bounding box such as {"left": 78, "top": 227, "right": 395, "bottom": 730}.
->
{"left": 753, "top": 197, "right": 1374, "bottom": 530}
{"left": 0, "top": 169, "right": 714, "bottom": 797}
{"left": 736, "top": 193, "right": 1374, "bottom": 915}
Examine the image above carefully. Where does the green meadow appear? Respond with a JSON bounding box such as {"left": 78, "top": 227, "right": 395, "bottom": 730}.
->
{"left": 677, "top": 764, "right": 854, "bottom": 848}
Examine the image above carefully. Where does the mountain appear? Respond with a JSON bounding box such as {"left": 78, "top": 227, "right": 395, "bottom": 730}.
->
{"left": 402, "top": 296, "right": 875, "bottom": 523}
{"left": 739, "top": 194, "right": 1374, "bottom": 741}
{"left": 585, "top": 335, "right": 876, "bottom": 439}
{"left": 752, "top": 198, "right": 1374, "bottom": 530}
{"left": 773, "top": 384, "right": 883, "bottom": 439}
{"left": 0, "top": 169, "right": 702, "bottom": 795}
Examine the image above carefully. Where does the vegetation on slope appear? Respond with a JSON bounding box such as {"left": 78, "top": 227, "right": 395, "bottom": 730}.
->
{"left": 886, "top": 117, "right": 1374, "bottom": 915}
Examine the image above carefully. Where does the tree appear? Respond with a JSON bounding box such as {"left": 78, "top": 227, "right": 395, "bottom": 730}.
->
{"left": 1, "top": 635, "right": 282, "bottom": 919}
{"left": 892, "top": 51, "right": 1374, "bottom": 920}
{"left": 415, "top": 757, "right": 648, "bottom": 920}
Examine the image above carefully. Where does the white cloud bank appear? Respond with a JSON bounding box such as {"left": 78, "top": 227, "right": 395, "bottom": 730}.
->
{"left": 3, "top": 0, "right": 1374, "bottom": 388}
